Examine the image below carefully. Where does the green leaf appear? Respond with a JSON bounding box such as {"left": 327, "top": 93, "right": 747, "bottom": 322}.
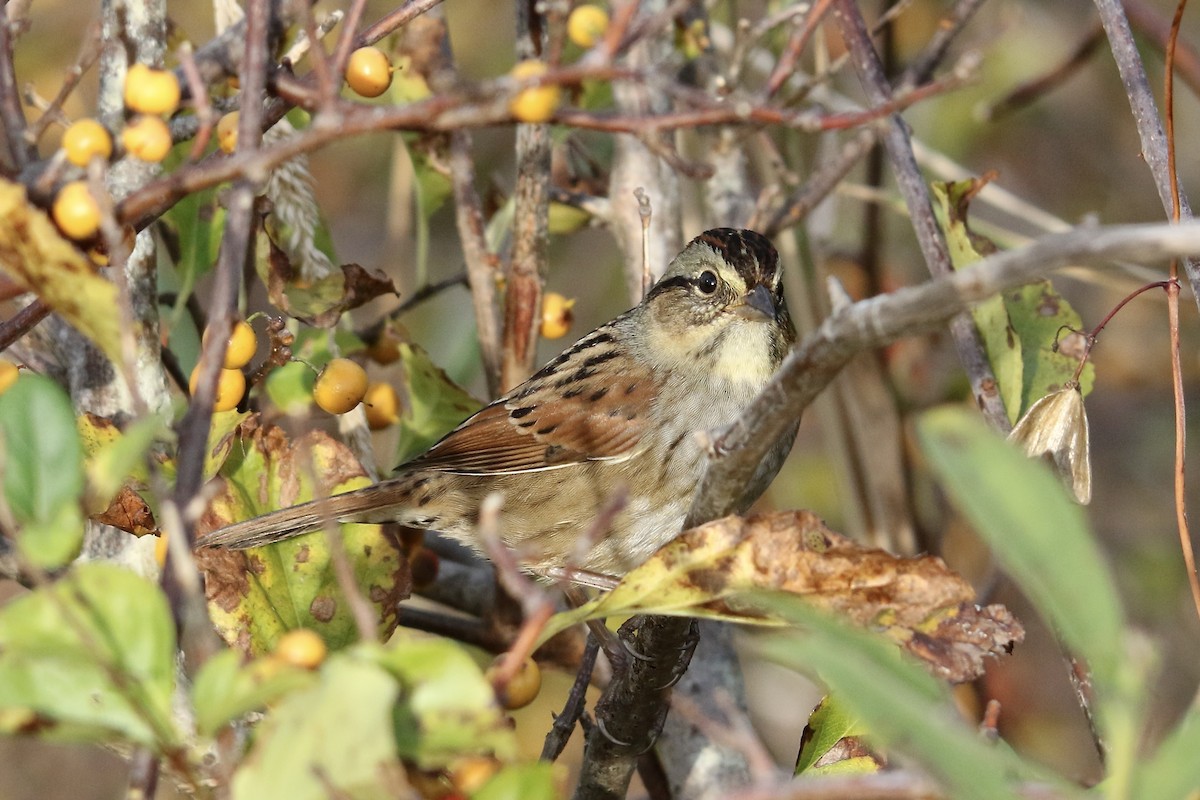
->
{"left": 374, "top": 631, "right": 514, "bottom": 769}
{"left": 916, "top": 407, "right": 1124, "bottom": 691}
{"left": 1135, "top": 707, "right": 1200, "bottom": 800}
{"left": 750, "top": 593, "right": 1060, "bottom": 800}
{"left": 0, "top": 564, "right": 178, "bottom": 749}
{"left": 202, "top": 427, "right": 408, "bottom": 655}
{"left": 264, "top": 360, "right": 317, "bottom": 415}
{"left": 80, "top": 412, "right": 167, "bottom": 508}
{"left": 231, "top": 651, "right": 400, "bottom": 800}
{"left": 474, "top": 762, "right": 561, "bottom": 800}
{"left": 0, "top": 375, "right": 85, "bottom": 567}
{"left": 795, "top": 696, "right": 868, "bottom": 774}
{"left": 191, "top": 648, "right": 315, "bottom": 737}
{"left": 392, "top": 342, "right": 481, "bottom": 465}
{"left": 161, "top": 183, "right": 224, "bottom": 333}
{"left": 932, "top": 180, "right": 1093, "bottom": 423}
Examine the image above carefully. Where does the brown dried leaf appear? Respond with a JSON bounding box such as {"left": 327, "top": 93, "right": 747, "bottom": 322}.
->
{"left": 258, "top": 231, "right": 396, "bottom": 328}
{"left": 92, "top": 486, "right": 157, "bottom": 536}
{"left": 540, "top": 511, "right": 1022, "bottom": 682}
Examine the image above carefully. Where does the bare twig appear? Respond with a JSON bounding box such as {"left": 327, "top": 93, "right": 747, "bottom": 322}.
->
{"left": 542, "top": 634, "right": 600, "bottom": 762}
{"left": 832, "top": 0, "right": 1008, "bottom": 432}
{"left": 23, "top": 21, "right": 102, "bottom": 145}
{"left": 0, "top": 1, "right": 33, "bottom": 173}
{"left": 1093, "top": 0, "right": 1200, "bottom": 302}
{"left": 0, "top": 299, "right": 51, "bottom": 353}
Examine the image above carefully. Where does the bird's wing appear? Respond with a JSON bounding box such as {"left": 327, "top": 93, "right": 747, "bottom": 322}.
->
{"left": 407, "top": 330, "right": 659, "bottom": 475}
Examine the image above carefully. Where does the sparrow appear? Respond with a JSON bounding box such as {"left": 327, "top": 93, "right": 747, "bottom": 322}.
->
{"left": 198, "top": 228, "right": 797, "bottom": 578}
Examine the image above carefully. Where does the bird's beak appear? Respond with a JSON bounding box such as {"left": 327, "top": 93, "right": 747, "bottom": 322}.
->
{"left": 732, "top": 284, "right": 776, "bottom": 321}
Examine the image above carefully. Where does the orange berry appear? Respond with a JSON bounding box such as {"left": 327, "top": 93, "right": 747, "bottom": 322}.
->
{"left": 216, "top": 111, "right": 239, "bottom": 154}
{"left": 124, "top": 63, "right": 181, "bottom": 115}
{"left": 508, "top": 60, "right": 560, "bottom": 123}
{"left": 207, "top": 320, "right": 258, "bottom": 369}
{"left": 449, "top": 757, "right": 500, "bottom": 794}
{"left": 363, "top": 381, "right": 401, "bottom": 430}
{"left": 346, "top": 46, "right": 393, "bottom": 98}
{"left": 365, "top": 329, "right": 402, "bottom": 364}
{"left": 540, "top": 292, "right": 575, "bottom": 339}
{"left": 313, "top": 358, "right": 369, "bottom": 414}
{"left": 62, "top": 119, "right": 113, "bottom": 166}
{"left": 189, "top": 365, "right": 246, "bottom": 412}
{"left": 486, "top": 654, "right": 542, "bottom": 710}
{"left": 567, "top": 5, "right": 610, "bottom": 48}
{"left": 52, "top": 181, "right": 102, "bottom": 240}
{"left": 0, "top": 362, "right": 18, "bottom": 396}
{"left": 274, "top": 628, "right": 327, "bottom": 669}
{"left": 121, "top": 115, "right": 172, "bottom": 162}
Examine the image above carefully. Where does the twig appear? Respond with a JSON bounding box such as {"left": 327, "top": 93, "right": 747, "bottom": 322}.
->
{"left": 1125, "top": 0, "right": 1200, "bottom": 97}
{"left": 23, "top": 21, "right": 102, "bottom": 145}
{"left": 177, "top": 42, "right": 216, "bottom": 161}
{"left": 1093, "top": 0, "right": 1200, "bottom": 303}
{"left": 763, "top": 0, "right": 835, "bottom": 98}
{"left": 1162, "top": 0, "right": 1200, "bottom": 624}
{"left": 980, "top": 23, "right": 1105, "bottom": 121}
{"left": 0, "top": 299, "right": 51, "bottom": 353}
{"left": 329, "top": 0, "right": 370, "bottom": 82}
{"left": 832, "top": 0, "right": 1009, "bottom": 432}
{"left": 542, "top": 634, "right": 600, "bottom": 762}
{"left": 0, "top": 1, "right": 32, "bottom": 172}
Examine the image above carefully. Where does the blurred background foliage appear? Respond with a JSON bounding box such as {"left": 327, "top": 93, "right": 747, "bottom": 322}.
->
{"left": 5, "top": 0, "right": 1200, "bottom": 796}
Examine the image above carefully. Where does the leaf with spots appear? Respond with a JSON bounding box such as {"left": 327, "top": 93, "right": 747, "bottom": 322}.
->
{"left": 538, "top": 511, "right": 1023, "bottom": 683}
{"left": 932, "top": 179, "right": 1092, "bottom": 424}
{"left": 196, "top": 420, "right": 409, "bottom": 656}
{"left": 0, "top": 179, "right": 123, "bottom": 364}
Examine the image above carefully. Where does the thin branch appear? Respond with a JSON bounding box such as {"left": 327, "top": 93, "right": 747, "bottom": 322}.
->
{"left": 832, "top": 0, "right": 1008, "bottom": 432}
{"left": 1093, "top": 0, "right": 1200, "bottom": 304}
{"left": 0, "top": 2, "right": 32, "bottom": 173}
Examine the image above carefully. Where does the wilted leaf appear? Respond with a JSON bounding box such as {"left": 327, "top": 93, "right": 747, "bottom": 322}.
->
{"left": 539, "top": 511, "right": 1022, "bottom": 681}
{"left": 231, "top": 651, "right": 404, "bottom": 800}
{"left": 1009, "top": 384, "right": 1091, "bottom": 504}
{"left": 93, "top": 486, "right": 157, "bottom": 536}
{"left": 375, "top": 631, "right": 515, "bottom": 769}
{"left": 197, "top": 421, "right": 409, "bottom": 655}
{"left": 191, "top": 648, "right": 315, "bottom": 737}
{"left": 932, "top": 179, "right": 1093, "bottom": 423}
{"left": 392, "top": 342, "right": 481, "bottom": 464}
{"left": 258, "top": 229, "right": 396, "bottom": 328}
{"left": 0, "top": 564, "right": 179, "bottom": 749}
{"left": 0, "top": 179, "right": 123, "bottom": 364}
{"left": 0, "top": 375, "right": 86, "bottom": 567}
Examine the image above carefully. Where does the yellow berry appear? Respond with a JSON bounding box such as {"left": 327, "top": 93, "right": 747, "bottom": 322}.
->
{"left": 568, "top": 4, "right": 610, "bottom": 48}
{"left": 189, "top": 365, "right": 246, "bottom": 412}
{"left": 52, "top": 181, "right": 102, "bottom": 240}
{"left": 216, "top": 111, "right": 239, "bottom": 154}
{"left": 0, "top": 362, "right": 18, "bottom": 396}
{"left": 206, "top": 320, "right": 258, "bottom": 369}
{"left": 275, "top": 628, "right": 327, "bottom": 670}
{"left": 121, "top": 115, "right": 173, "bottom": 162}
{"left": 450, "top": 757, "right": 500, "bottom": 794}
{"left": 62, "top": 119, "right": 113, "bottom": 166}
{"left": 508, "top": 60, "right": 560, "bottom": 123}
{"left": 540, "top": 292, "right": 575, "bottom": 339}
{"left": 365, "top": 329, "right": 401, "bottom": 364}
{"left": 346, "top": 46, "right": 393, "bottom": 98}
{"left": 363, "top": 381, "right": 401, "bottom": 430}
{"left": 124, "top": 63, "right": 181, "bottom": 116}
{"left": 313, "top": 358, "right": 369, "bottom": 414}
{"left": 486, "top": 654, "right": 542, "bottom": 710}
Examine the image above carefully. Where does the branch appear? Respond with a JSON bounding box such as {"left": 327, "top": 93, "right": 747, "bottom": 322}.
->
{"left": 0, "top": 3, "right": 32, "bottom": 174}
{"left": 1093, "top": 0, "right": 1200, "bottom": 304}
{"left": 832, "top": 0, "right": 1008, "bottom": 432}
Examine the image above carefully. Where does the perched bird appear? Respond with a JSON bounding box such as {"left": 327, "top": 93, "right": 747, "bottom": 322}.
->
{"left": 198, "top": 228, "right": 797, "bottom": 578}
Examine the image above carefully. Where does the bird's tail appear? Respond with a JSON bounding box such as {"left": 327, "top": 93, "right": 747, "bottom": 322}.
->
{"left": 196, "top": 483, "right": 401, "bottom": 550}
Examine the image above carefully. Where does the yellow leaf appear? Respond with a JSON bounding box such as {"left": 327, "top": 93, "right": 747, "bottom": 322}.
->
{"left": 0, "top": 179, "right": 123, "bottom": 364}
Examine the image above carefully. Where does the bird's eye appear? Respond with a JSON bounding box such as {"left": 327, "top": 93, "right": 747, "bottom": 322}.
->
{"left": 697, "top": 270, "right": 718, "bottom": 294}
